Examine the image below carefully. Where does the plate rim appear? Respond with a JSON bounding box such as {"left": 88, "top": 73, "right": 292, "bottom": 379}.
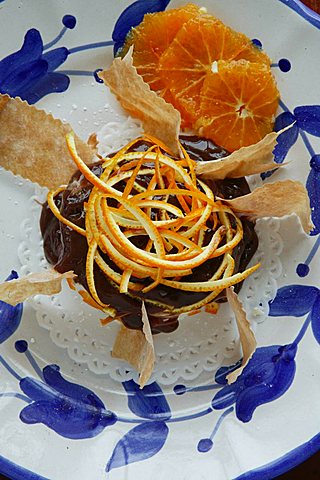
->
{"left": 279, "top": 0, "right": 320, "bottom": 28}
{"left": 0, "top": 430, "right": 319, "bottom": 480}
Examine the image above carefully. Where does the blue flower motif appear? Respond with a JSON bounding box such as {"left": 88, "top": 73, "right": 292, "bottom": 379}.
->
{"left": 262, "top": 105, "right": 320, "bottom": 235}
{"left": 0, "top": 271, "right": 23, "bottom": 344}
{"left": 211, "top": 283, "right": 320, "bottom": 423}
{"left": 271, "top": 106, "right": 320, "bottom": 164}
{"left": 212, "top": 344, "right": 297, "bottom": 423}
{"left": 19, "top": 364, "right": 116, "bottom": 439}
{"left": 112, "top": 0, "right": 171, "bottom": 55}
{"left": 0, "top": 29, "right": 69, "bottom": 104}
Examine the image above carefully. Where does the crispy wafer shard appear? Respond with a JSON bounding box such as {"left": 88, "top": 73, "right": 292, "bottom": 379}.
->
{"left": 226, "top": 287, "right": 257, "bottom": 384}
{"left": 140, "top": 302, "right": 155, "bottom": 387}
{"left": 195, "top": 125, "right": 293, "bottom": 180}
{"left": 0, "top": 94, "right": 96, "bottom": 189}
{"left": 112, "top": 302, "right": 155, "bottom": 388}
{"left": 98, "top": 49, "right": 181, "bottom": 158}
{"left": 0, "top": 270, "right": 75, "bottom": 306}
{"left": 220, "top": 180, "right": 313, "bottom": 234}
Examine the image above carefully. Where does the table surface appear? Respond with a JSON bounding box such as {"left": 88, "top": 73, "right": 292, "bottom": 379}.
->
{"left": 0, "top": 0, "right": 319, "bottom": 479}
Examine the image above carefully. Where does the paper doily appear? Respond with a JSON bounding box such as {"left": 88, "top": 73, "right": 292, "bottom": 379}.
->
{"left": 18, "top": 118, "right": 283, "bottom": 385}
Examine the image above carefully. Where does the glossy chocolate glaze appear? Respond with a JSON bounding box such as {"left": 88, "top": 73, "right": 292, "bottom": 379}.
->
{"left": 40, "top": 136, "right": 258, "bottom": 333}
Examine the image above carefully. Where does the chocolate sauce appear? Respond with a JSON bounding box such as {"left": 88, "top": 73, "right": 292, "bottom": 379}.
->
{"left": 40, "top": 136, "right": 258, "bottom": 334}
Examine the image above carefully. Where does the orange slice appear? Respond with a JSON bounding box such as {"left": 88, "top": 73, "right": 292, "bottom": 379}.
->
{"left": 121, "top": 3, "right": 201, "bottom": 104}
{"left": 159, "top": 15, "right": 271, "bottom": 125}
{"left": 196, "top": 60, "right": 279, "bottom": 151}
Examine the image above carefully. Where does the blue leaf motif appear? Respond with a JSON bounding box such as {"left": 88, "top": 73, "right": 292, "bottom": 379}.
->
{"left": 306, "top": 155, "right": 320, "bottom": 236}
{"left": 269, "top": 285, "right": 319, "bottom": 317}
{"left": 19, "top": 365, "right": 116, "bottom": 439}
{"left": 112, "top": 0, "right": 171, "bottom": 55}
{"left": 122, "top": 380, "right": 171, "bottom": 420}
{"left": 273, "top": 112, "right": 299, "bottom": 163}
{"left": 212, "top": 345, "right": 297, "bottom": 422}
{"left": 106, "top": 421, "right": 169, "bottom": 472}
{"left": 0, "top": 271, "right": 23, "bottom": 344}
{"left": 294, "top": 105, "right": 320, "bottom": 137}
{"left": 311, "top": 293, "right": 320, "bottom": 345}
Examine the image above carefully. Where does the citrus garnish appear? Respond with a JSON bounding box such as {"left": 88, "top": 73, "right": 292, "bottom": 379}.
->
{"left": 47, "top": 133, "right": 260, "bottom": 315}
{"left": 120, "top": 3, "right": 201, "bottom": 106}
{"left": 159, "top": 15, "right": 272, "bottom": 129}
{"left": 120, "top": 5, "right": 279, "bottom": 151}
{"left": 196, "top": 60, "right": 279, "bottom": 151}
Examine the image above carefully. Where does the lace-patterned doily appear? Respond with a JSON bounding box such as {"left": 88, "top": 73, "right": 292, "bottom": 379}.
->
{"left": 18, "top": 118, "right": 283, "bottom": 385}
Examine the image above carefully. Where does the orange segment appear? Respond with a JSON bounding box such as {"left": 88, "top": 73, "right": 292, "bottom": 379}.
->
{"left": 159, "top": 15, "right": 271, "bottom": 124}
{"left": 196, "top": 60, "right": 279, "bottom": 151}
{"left": 121, "top": 3, "right": 201, "bottom": 102}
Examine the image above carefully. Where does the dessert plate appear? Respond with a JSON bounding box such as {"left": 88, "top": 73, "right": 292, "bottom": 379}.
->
{"left": 0, "top": 1, "right": 319, "bottom": 479}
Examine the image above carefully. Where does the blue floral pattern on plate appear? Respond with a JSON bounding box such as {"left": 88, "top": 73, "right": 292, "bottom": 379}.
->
{"left": 0, "top": 278, "right": 319, "bottom": 470}
{"left": 0, "top": 272, "right": 22, "bottom": 344}
{"left": 0, "top": 0, "right": 320, "bottom": 478}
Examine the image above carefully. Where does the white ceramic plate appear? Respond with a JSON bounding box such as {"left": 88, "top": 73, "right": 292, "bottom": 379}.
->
{"left": 0, "top": 1, "right": 320, "bottom": 479}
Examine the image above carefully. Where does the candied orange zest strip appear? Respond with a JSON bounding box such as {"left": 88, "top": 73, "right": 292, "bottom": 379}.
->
{"left": 79, "top": 289, "right": 105, "bottom": 311}
{"left": 160, "top": 229, "right": 202, "bottom": 253}
{"left": 170, "top": 254, "right": 233, "bottom": 315}
{"left": 197, "top": 229, "right": 206, "bottom": 248}
{"left": 205, "top": 302, "right": 219, "bottom": 314}
{"left": 102, "top": 199, "right": 224, "bottom": 269}
{"left": 100, "top": 316, "right": 115, "bottom": 326}
{"left": 47, "top": 187, "right": 86, "bottom": 236}
{"left": 179, "top": 142, "right": 197, "bottom": 186}
{"left": 66, "top": 277, "right": 76, "bottom": 291}
{"left": 100, "top": 231, "right": 192, "bottom": 279}
{"left": 160, "top": 262, "right": 260, "bottom": 292}
{"left": 122, "top": 144, "right": 158, "bottom": 199}
{"left": 146, "top": 238, "right": 154, "bottom": 252}
{"left": 85, "top": 240, "right": 106, "bottom": 307}
{"left": 142, "top": 134, "right": 175, "bottom": 156}
{"left": 147, "top": 173, "right": 158, "bottom": 192}
{"left": 67, "top": 135, "right": 115, "bottom": 194}
{"left": 102, "top": 137, "right": 143, "bottom": 168}
{"left": 212, "top": 212, "right": 219, "bottom": 231}
{"left": 130, "top": 187, "right": 213, "bottom": 206}
{"left": 119, "top": 159, "right": 143, "bottom": 172}
{"left": 155, "top": 148, "right": 165, "bottom": 189}
{"left": 120, "top": 269, "right": 133, "bottom": 293}
{"left": 169, "top": 178, "right": 191, "bottom": 213}
{"left": 188, "top": 309, "right": 202, "bottom": 316}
